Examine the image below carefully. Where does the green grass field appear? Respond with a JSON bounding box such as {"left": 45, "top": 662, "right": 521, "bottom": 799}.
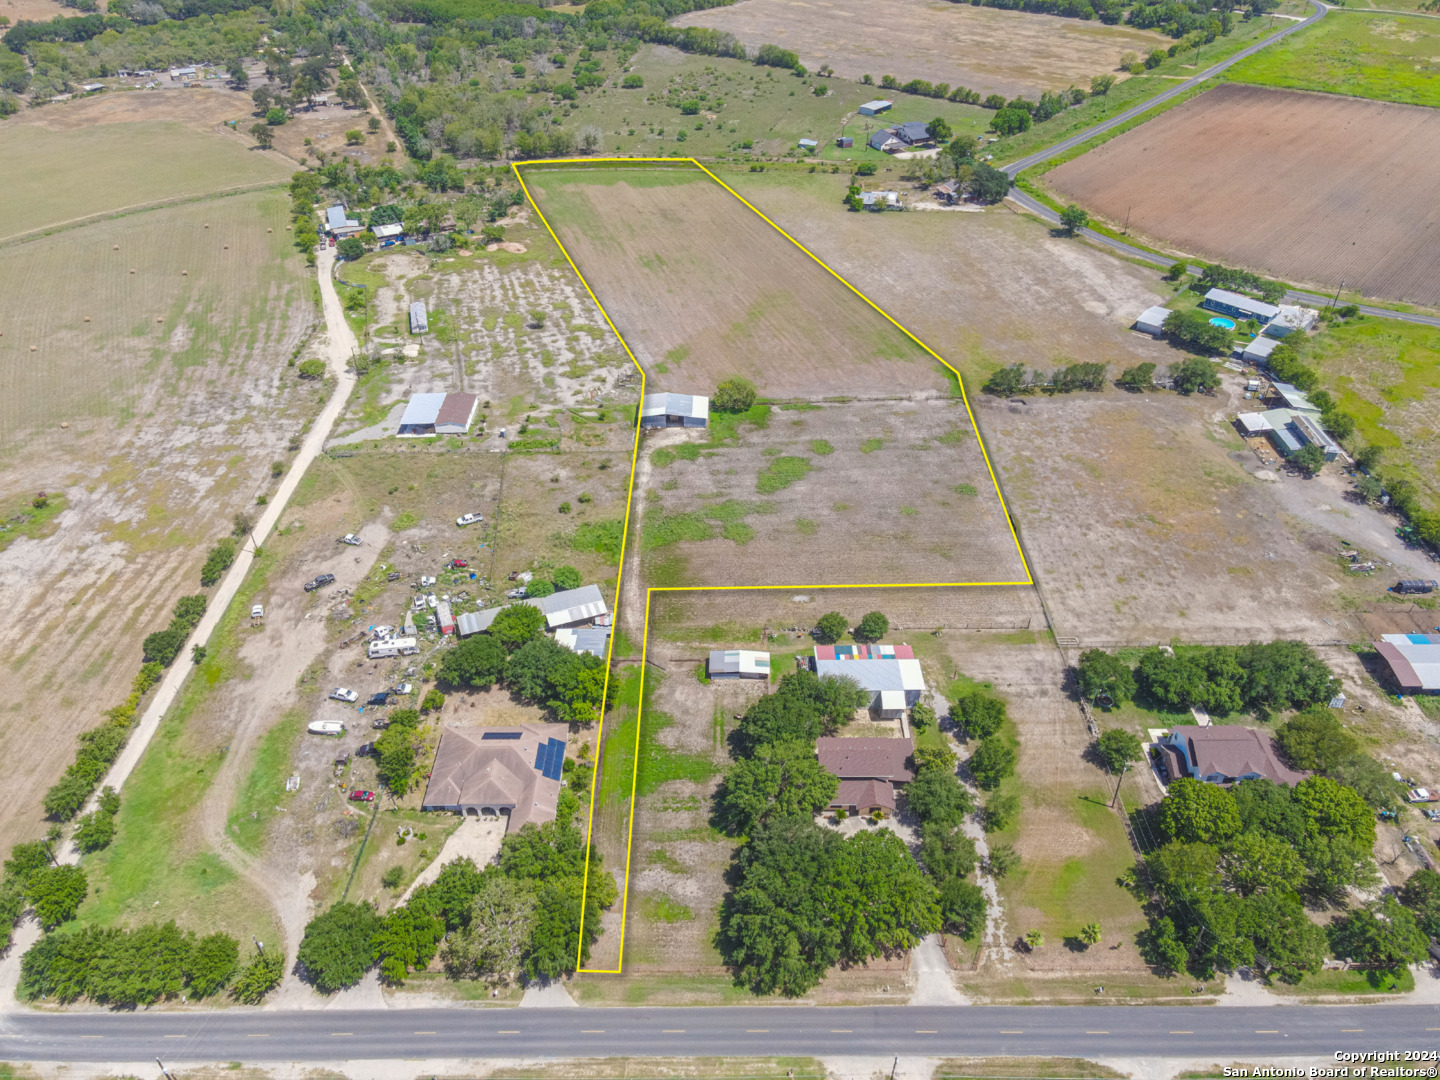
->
{"left": 0, "top": 121, "right": 290, "bottom": 240}
{"left": 1294, "top": 316, "right": 1440, "bottom": 512}
{"left": 1225, "top": 11, "right": 1440, "bottom": 107}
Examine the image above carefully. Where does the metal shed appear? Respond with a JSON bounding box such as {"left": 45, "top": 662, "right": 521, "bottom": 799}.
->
{"left": 640, "top": 392, "right": 709, "bottom": 429}
{"left": 1134, "top": 305, "right": 1172, "bottom": 336}
{"left": 409, "top": 301, "right": 428, "bottom": 335}
{"left": 858, "top": 100, "right": 893, "bottom": 116}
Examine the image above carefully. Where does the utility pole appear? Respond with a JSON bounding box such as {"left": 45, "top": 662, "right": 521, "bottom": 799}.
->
{"left": 157, "top": 1059, "right": 175, "bottom": 1080}
{"left": 890, "top": 1056, "right": 899, "bottom": 1080}
{"left": 253, "top": 935, "right": 264, "bottom": 955}
{"left": 1329, "top": 278, "right": 1345, "bottom": 312}
{"left": 1124, "top": 204, "right": 1132, "bottom": 234}
{"left": 1110, "top": 762, "right": 1131, "bottom": 809}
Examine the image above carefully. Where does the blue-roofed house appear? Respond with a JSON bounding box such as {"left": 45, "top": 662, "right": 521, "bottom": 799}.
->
{"left": 1201, "top": 288, "right": 1279, "bottom": 324}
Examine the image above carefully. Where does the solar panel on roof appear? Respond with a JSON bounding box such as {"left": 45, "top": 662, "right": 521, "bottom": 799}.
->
{"left": 534, "top": 742, "right": 550, "bottom": 771}
{"left": 542, "top": 738, "right": 566, "bottom": 781}
{"left": 482, "top": 731, "right": 522, "bottom": 740}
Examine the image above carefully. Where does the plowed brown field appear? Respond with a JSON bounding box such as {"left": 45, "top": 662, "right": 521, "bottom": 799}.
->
{"left": 1045, "top": 84, "right": 1440, "bottom": 308}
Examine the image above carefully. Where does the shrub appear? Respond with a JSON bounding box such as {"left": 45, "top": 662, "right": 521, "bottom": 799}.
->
{"left": 714, "top": 376, "right": 758, "bottom": 413}
{"left": 552, "top": 565, "right": 582, "bottom": 591}
{"left": 199, "top": 538, "right": 236, "bottom": 587}
{"left": 232, "top": 949, "right": 285, "bottom": 1004}
{"left": 953, "top": 692, "right": 1005, "bottom": 740}
{"left": 968, "top": 737, "right": 1016, "bottom": 790}
{"left": 298, "top": 358, "right": 326, "bottom": 378}
{"left": 622, "top": 74, "right": 643, "bottom": 88}
{"left": 28, "top": 865, "right": 87, "bottom": 929}
{"left": 853, "top": 611, "right": 889, "bottom": 643}
{"left": 814, "top": 612, "right": 849, "bottom": 644}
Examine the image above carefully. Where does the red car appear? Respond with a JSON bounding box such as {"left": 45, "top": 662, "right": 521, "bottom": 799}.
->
{"left": 348, "top": 790, "right": 376, "bottom": 802}
{"left": 450, "top": 559, "right": 468, "bottom": 569}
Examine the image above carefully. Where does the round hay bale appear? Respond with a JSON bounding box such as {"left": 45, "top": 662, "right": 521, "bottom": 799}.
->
{"left": 84, "top": 316, "right": 91, "bottom": 322}
{"left": 60, "top": 422, "right": 69, "bottom": 429}
{"left": 182, "top": 270, "right": 188, "bottom": 276}
{"left": 267, "top": 227, "right": 273, "bottom": 233}
{"left": 112, "top": 244, "right": 119, "bottom": 250}
{"left": 204, "top": 223, "right": 210, "bottom": 229}
{"left": 223, "top": 245, "right": 229, "bottom": 250}
{"left": 155, "top": 316, "right": 163, "bottom": 323}
{"left": 129, "top": 268, "right": 136, "bottom": 274}
{"left": 30, "top": 345, "right": 37, "bottom": 352}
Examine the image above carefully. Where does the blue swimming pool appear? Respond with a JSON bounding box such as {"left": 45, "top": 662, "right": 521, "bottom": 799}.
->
{"left": 1209, "top": 316, "right": 1237, "bottom": 329}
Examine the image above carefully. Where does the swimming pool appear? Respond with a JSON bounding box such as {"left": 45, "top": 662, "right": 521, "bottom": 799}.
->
{"left": 1209, "top": 316, "right": 1237, "bottom": 329}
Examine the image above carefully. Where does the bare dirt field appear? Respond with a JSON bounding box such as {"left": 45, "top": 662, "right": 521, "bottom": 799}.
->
{"left": 638, "top": 398, "right": 1027, "bottom": 588}
{"left": 671, "top": 0, "right": 1169, "bottom": 100}
{"left": 522, "top": 165, "right": 954, "bottom": 399}
{"left": 0, "top": 191, "right": 317, "bottom": 852}
{"left": 1044, "top": 84, "right": 1440, "bottom": 308}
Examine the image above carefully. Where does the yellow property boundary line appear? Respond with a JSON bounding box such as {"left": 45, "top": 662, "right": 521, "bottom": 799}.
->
{"left": 512, "top": 157, "right": 1034, "bottom": 974}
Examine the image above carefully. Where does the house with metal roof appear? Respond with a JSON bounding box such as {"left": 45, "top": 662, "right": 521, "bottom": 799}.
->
{"left": 818, "top": 736, "right": 915, "bottom": 817}
{"left": 396, "top": 392, "right": 477, "bottom": 437}
{"left": 1248, "top": 407, "right": 1339, "bottom": 460}
{"left": 640, "top": 392, "right": 709, "bottom": 429}
{"left": 868, "top": 129, "right": 902, "bottom": 153}
{"left": 421, "top": 723, "right": 569, "bottom": 827}
{"left": 708, "top": 650, "right": 771, "bottom": 679}
{"left": 1263, "top": 304, "right": 1318, "bottom": 339}
{"left": 893, "top": 120, "right": 933, "bottom": 145}
{"left": 1375, "top": 634, "right": 1440, "bottom": 692}
{"left": 325, "top": 205, "right": 360, "bottom": 233}
{"left": 813, "top": 644, "right": 925, "bottom": 718}
{"left": 860, "top": 190, "right": 900, "bottom": 210}
{"left": 798, "top": 138, "right": 818, "bottom": 150}
{"left": 458, "top": 585, "right": 609, "bottom": 637}
{"left": 373, "top": 222, "right": 403, "bottom": 240}
{"left": 1242, "top": 335, "right": 1280, "bottom": 364}
{"left": 1269, "top": 381, "right": 1320, "bottom": 414}
{"left": 1156, "top": 726, "right": 1305, "bottom": 787}
{"left": 409, "top": 300, "right": 428, "bottom": 335}
{"left": 1201, "top": 288, "right": 1280, "bottom": 324}
{"left": 1134, "top": 305, "right": 1171, "bottom": 336}
{"left": 555, "top": 626, "right": 611, "bottom": 657}
{"left": 858, "top": 99, "right": 893, "bottom": 116}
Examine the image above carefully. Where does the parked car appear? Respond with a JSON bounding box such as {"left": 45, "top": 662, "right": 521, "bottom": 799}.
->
{"left": 339, "top": 534, "right": 363, "bottom": 546}
{"left": 387, "top": 571, "right": 401, "bottom": 582}
{"left": 456, "top": 513, "right": 483, "bottom": 527}
{"left": 373, "top": 625, "right": 396, "bottom": 637}
{"left": 356, "top": 741, "right": 375, "bottom": 757}
{"left": 507, "top": 587, "right": 527, "bottom": 599}
{"left": 329, "top": 687, "right": 359, "bottom": 703}
{"left": 305, "top": 573, "right": 336, "bottom": 593}
{"left": 366, "top": 692, "right": 389, "bottom": 707}
{"left": 450, "top": 559, "right": 468, "bottom": 569}
{"left": 390, "top": 682, "right": 413, "bottom": 696}
{"left": 308, "top": 720, "right": 345, "bottom": 736}
{"left": 348, "top": 790, "right": 376, "bottom": 802}
{"left": 371, "top": 716, "right": 390, "bottom": 730}
{"left": 419, "top": 575, "right": 436, "bottom": 587}
{"left": 251, "top": 603, "right": 264, "bottom": 619}
{"left": 427, "top": 593, "right": 438, "bottom": 608}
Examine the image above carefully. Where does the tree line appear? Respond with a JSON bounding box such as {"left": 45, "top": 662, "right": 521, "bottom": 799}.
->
{"left": 295, "top": 788, "right": 615, "bottom": 990}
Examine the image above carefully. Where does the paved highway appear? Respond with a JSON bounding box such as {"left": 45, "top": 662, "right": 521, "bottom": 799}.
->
{"left": 999, "top": 0, "right": 1440, "bottom": 330}
{"left": 3, "top": 1003, "right": 1438, "bottom": 1062}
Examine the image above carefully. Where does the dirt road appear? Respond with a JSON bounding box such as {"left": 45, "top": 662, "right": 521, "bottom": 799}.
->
{"left": 86, "top": 247, "right": 358, "bottom": 812}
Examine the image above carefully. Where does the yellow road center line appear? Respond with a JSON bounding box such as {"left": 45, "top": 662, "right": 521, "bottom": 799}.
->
{"left": 1340, "top": 1029, "right": 1364, "bottom": 1032}
{"left": 746, "top": 1029, "right": 769, "bottom": 1033}
{"left": 1169, "top": 1031, "right": 1194, "bottom": 1034}
{"left": 581, "top": 1029, "right": 605, "bottom": 1033}
{"left": 79, "top": 1036, "right": 103, "bottom": 1039}
{"left": 414, "top": 1031, "right": 436, "bottom": 1034}
{"left": 498, "top": 1030, "right": 520, "bottom": 1034}
{"left": 247, "top": 1034, "right": 269, "bottom": 1038}
{"left": 163, "top": 1035, "right": 185, "bottom": 1038}
{"left": 831, "top": 1029, "right": 853, "bottom": 1033}
{"left": 662, "top": 1029, "right": 685, "bottom": 1033}
{"left": 1086, "top": 1031, "right": 1109, "bottom": 1034}
{"left": 916, "top": 1030, "right": 938, "bottom": 1034}
{"left": 330, "top": 1032, "right": 352, "bottom": 1036}
{"left": 1000, "top": 1030, "right": 1024, "bottom": 1034}
{"left": 1256, "top": 1030, "right": 1279, "bottom": 1034}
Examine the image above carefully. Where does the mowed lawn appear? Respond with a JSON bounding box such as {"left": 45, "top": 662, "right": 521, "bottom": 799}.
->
{"left": 0, "top": 120, "right": 291, "bottom": 239}
{"left": 522, "top": 164, "right": 952, "bottom": 400}
{"left": 1226, "top": 11, "right": 1440, "bottom": 108}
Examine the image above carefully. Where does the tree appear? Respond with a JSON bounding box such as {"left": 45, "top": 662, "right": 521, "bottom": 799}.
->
{"left": 912, "top": 743, "right": 957, "bottom": 775}
{"left": 72, "top": 810, "right": 115, "bottom": 854}
{"left": 982, "top": 363, "right": 1027, "bottom": 396}
{"left": 953, "top": 692, "right": 1005, "bottom": 740}
{"left": 297, "top": 359, "right": 325, "bottom": 378}
{"left": 231, "top": 949, "right": 284, "bottom": 1004}
{"left": 968, "top": 736, "right": 1016, "bottom": 790}
{"left": 1138, "top": 914, "right": 1190, "bottom": 974}
{"left": 296, "top": 902, "right": 381, "bottom": 992}
{"left": 981, "top": 790, "right": 1020, "bottom": 832}
{"left": 1290, "top": 443, "right": 1326, "bottom": 476}
{"left": 1328, "top": 897, "right": 1429, "bottom": 972}
{"left": 967, "top": 163, "right": 1011, "bottom": 204}
{"left": 489, "top": 603, "right": 545, "bottom": 650}
{"left": 1302, "top": 833, "right": 1379, "bottom": 899}
{"left": 919, "top": 822, "right": 978, "bottom": 881}
{"left": 227, "top": 61, "right": 249, "bottom": 88}
{"left": 1076, "top": 649, "right": 1136, "bottom": 704}
{"left": 1240, "top": 891, "right": 1326, "bottom": 984}
{"left": 814, "top": 612, "right": 849, "bottom": 644}
{"left": 853, "top": 611, "right": 889, "bottom": 643}
{"left": 27, "top": 866, "right": 87, "bottom": 929}
{"left": 938, "top": 878, "right": 987, "bottom": 938}
{"left": 552, "top": 565, "right": 582, "bottom": 591}
{"left": 437, "top": 634, "right": 506, "bottom": 689}
{"left": 143, "top": 627, "right": 186, "bottom": 665}
{"left": 1222, "top": 831, "right": 1304, "bottom": 896}
{"left": 926, "top": 117, "right": 952, "bottom": 142}
{"left": 187, "top": 932, "right": 240, "bottom": 998}
{"left": 1116, "top": 362, "right": 1156, "bottom": 392}
{"left": 337, "top": 236, "right": 364, "bottom": 260}
{"left": 906, "top": 768, "right": 975, "bottom": 828}
{"left": 989, "top": 108, "right": 1031, "bottom": 136}
{"left": 265, "top": 106, "right": 288, "bottom": 126}
{"left": 1158, "top": 778, "right": 1241, "bottom": 845}
{"left": 910, "top": 701, "right": 937, "bottom": 731}
{"left": 526, "top": 578, "right": 555, "bottom": 599}
{"left": 507, "top": 636, "right": 606, "bottom": 725}
{"left": 249, "top": 123, "right": 274, "bottom": 150}
{"left": 1353, "top": 444, "right": 1383, "bottom": 472}
{"left": 1354, "top": 474, "right": 1383, "bottom": 503}
{"left": 1275, "top": 707, "right": 1358, "bottom": 772}
{"left": 1398, "top": 868, "right": 1440, "bottom": 940}
{"left": 714, "top": 376, "right": 757, "bottom": 413}
{"left": 987, "top": 843, "right": 1020, "bottom": 878}
{"left": 1078, "top": 922, "right": 1101, "bottom": 947}
{"left": 1090, "top": 73, "right": 1116, "bottom": 95}
{"left": 1058, "top": 204, "right": 1088, "bottom": 235}
{"left": 375, "top": 726, "right": 419, "bottom": 793}
{"left": 441, "top": 873, "right": 538, "bottom": 983}
{"left": 1293, "top": 776, "right": 1375, "bottom": 848}
{"left": 1094, "top": 729, "right": 1143, "bottom": 775}
{"left": 1163, "top": 309, "right": 1232, "bottom": 356}
{"left": 716, "top": 742, "right": 839, "bottom": 834}
{"left": 371, "top": 904, "right": 444, "bottom": 984}
{"left": 1170, "top": 357, "right": 1222, "bottom": 394}
{"left": 1024, "top": 930, "right": 1044, "bottom": 950}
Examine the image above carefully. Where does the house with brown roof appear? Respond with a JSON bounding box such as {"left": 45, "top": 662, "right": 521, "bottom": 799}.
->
{"left": 817, "top": 736, "right": 915, "bottom": 818}
{"left": 1156, "top": 726, "right": 1305, "bottom": 788}
{"left": 421, "top": 723, "right": 568, "bottom": 830}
